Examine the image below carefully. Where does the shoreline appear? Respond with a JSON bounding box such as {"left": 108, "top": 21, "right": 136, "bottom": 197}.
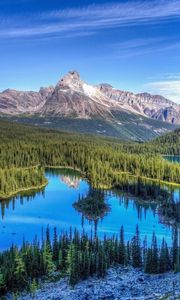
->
{"left": 162, "top": 154, "right": 180, "bottom": 157}
{"left": 0, "top": 180, "right": 48, "bottom": 200}
{"left": 114, "top": 171, "right": 180, "bottom": 188}
{"left": 0, "top": 162, "right": 179, "bottom": 201}
{"left": 46, "top": 165, "right": 180, "bottom": 188}
{"left": 45, "top": 165, "right": 83, "bottom": 173}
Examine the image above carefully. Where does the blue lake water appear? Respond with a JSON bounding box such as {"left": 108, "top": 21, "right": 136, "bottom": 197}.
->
{"left": 164, "top": 156, "right": 180, "bottom": 164}
{"left": 0, "top": 158, "right": 180, "bottom": 251}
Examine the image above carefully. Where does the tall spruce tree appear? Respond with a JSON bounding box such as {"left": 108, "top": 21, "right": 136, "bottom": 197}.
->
{"left": 172, "top": 227, "right": 180, "bottom": 272}
{"left": 67, "top": 243, "right": 80, "bottom": 286}
{"left": 159, "top": 238, "right": 170, "bottom": 273}
{"left": 150, "top": 232, "right": 159, "bottom": 274}
{"left": 42, "top": 242, "right": 55, "bottom": 275}
{"left": 131, "top": 225, "right": 142, "bottom": 268}
{"left": 14, "top": 250, "right": 27, "bottom": 289}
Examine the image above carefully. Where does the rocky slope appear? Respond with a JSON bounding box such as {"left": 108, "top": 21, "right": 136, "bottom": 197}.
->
{"left": 0, "top": 70, "right": 179, "bottom": 123}
{"left": 39, "top": 71, "right": 113, "bottom": 119}
{"left": 0, "top": 89, "right": 44, "bottom": 115}
{"left": 0, "top": 71, "right": 179, "bottom": 140}
{"left": 98, "top": 84, "right": 180, "bottom": 124}
{"left": 16, "top": 267, "right": 180, "bottom": 300}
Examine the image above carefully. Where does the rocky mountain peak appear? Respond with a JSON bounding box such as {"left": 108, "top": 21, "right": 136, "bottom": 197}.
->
{"left": 69, "top": 70, "right": 80, "bottom": 79}
{"left": 57, "top": 70, "right": 82, "bottom": 90}
{"left": 0, "top": 70, "right": 179, "bottom": 126}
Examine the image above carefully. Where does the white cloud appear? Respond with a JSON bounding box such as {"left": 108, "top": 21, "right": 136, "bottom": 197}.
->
{"left": 110, "top": 37, "right": 180, "bottom": 57}
{"left": 145, "top": 80, "right": 180, "bottom": 103}
{"left": 44, "top": 0, "right": 180, "bottom": 22}
{"left": 0, "top": 0, "right": 180, "bottom": 38}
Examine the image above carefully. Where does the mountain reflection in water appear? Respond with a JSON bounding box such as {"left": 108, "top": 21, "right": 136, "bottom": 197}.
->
{"left": 0, "top": 164, "right": 179, "bottom": 250}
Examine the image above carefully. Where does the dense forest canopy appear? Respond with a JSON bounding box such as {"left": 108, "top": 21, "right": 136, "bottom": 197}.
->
{"left": 0, "top": 119, "right": 180, "bottom": 198}
{"left": 150, "top": 128, "right": 180, "bottom": 155}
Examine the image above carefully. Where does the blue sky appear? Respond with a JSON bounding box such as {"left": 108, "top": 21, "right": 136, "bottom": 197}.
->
{"left": 0, "top": 0, "right": 180, "bottom": 103}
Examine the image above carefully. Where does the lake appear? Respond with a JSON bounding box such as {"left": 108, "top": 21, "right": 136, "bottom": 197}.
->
{"left": 164, "top": 155, "right": 180, "bottom": 163}
{"left": 0, "top": 158, "right": 180, "bottom": 251}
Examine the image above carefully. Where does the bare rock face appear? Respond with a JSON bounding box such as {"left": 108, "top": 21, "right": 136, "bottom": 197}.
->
{"left": 57, "top": 70, "right": 82, "bottom": 90}
{"left": 98, "top": 84, "right": 180, "bottom": 124}
{"left": 0, "top": 89, "right": 46, "bottom": 115}
{"left": 39, "top": 86, "right": 54, "bottom": 99}
{"left": 0, "top": 70, "right": 179, "bottom": 125}
{"left": 152, "top": 106, "right": 180, "bottom": 124}
{"left": 39, "top": 71, "right": 112, "bottom": 119}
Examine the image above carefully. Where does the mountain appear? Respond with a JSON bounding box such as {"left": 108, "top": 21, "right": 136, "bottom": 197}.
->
{"left": 0, "top": 70, "right": 179, "bottom": 141}
{"left": 0, "top": 89, "right": 44, "bottom": 115}
{"left": 98, "top": 85, "right": 180, "bottom": 124}
{"left": 39, "top": 71, "right": 112, "bottom": 118}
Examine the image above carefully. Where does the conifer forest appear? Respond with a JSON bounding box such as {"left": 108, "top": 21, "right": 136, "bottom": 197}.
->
{"left": 0, "top": 119, "right": 179, "bottom": 296}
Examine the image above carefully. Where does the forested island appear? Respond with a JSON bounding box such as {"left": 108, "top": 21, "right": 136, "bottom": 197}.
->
{"left": 0, "top": 119, "right": 180, "bottom": 297}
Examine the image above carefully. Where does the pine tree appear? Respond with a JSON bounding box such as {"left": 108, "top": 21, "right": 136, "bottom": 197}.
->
{"left": 52, "top": 227, "right": 59, "bottom": 262}
{"left": 114, "top": 237, "right": 119, "bottom": 264}
{"left": 150, "top": 232, "right": 159, "bottom": 274}
{"left": 97, "top": 245, "right": 107, "bottom": 277}
{"left": 14, "top": 250, "right": 27, "bottom": 289}
{"left": 42, "top": 242, "right": 55, "bottom": 276}
{"left": 126, "top": 241, "right": 131, "bottom": 264}
{"left": 131, "top": 225, "right": 142, "bottom": 268}
{"left": 67, "top": 243, "right": 80, "bottom": 286}
{"left": 159, "top": 238, "right": 170, "bottom": 273}
{"left": 46, "top": 226, "right": 51, "bottom": 249}
{"left": 29, "top": 278, "right": 38, "bottom": 298}
{"left": 144, "top": 248, "right": 152, "bottom": 273}
{"left": 81, "top": 242, "right": 90, "bottom": 279}
{"left": 172, "top": 226, "right": 180, "bottom": 272}
{"left": 0, "top": 272, "right": 5, "bottom": 294}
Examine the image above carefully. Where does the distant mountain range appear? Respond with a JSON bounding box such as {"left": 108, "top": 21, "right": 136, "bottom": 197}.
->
{"left": 0, "top": 70, "right": 179, "bottom": 141}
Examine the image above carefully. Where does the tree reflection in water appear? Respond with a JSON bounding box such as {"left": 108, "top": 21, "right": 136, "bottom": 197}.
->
{"left": 73, "top": 188, "right": 110, "bottom": 236}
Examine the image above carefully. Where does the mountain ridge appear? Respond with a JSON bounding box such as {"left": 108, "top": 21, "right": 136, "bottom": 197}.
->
{"left": 0, "top": 70, "right": 179, "bottom": 123}
{"left": 0, "top": 70, "right": 179, "bottom": 141}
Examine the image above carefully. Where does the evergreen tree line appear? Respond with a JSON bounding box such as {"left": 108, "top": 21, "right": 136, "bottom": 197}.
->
{"left": 0, "top": 226, "right": 179, "bottom": 295}
{"left": 0, "top": 120, "right": 180, "bottom": 198}
{"left": 1, "top": 139, "right": 180, "bottom": 184}
{"left": 0, "top": 167, "right": 47, "bottom": 199}
{"left": 149, "top": 128, "right": 180, "bottom": 156}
